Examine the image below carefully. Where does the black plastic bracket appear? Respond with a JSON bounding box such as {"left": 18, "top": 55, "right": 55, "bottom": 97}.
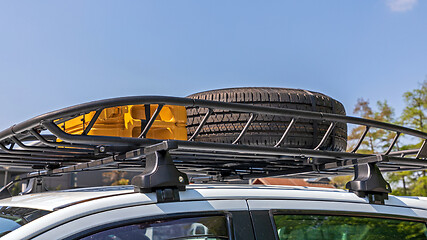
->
{"left": 131, "top": 141, "right": 189, "bottom": 203}
{"left": 346, "top": 160, "right": 391, "bottom": 205}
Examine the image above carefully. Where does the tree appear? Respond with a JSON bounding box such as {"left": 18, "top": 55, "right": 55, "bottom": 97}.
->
{"left": 375, "top": 100, "right": 399, "bottom": 151}
{"left": 387, "top": 171, "right": 412, "bottom": 196}
{"left": 391, "top": 80, "right": 427, "bottom": 196}
{"left": 401, "top": 80, "right": 427, "bottom": 135}
{"left": 330, "top": 175, "right": 353, "bottom": 189}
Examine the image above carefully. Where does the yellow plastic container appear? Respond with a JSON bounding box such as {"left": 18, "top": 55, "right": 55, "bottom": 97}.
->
{"left": 57, "top": 105, "right": 187, "bottom": 140}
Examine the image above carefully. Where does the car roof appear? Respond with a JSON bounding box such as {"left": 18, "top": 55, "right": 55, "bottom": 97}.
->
{"left": 1, "top": 184, "right": 427, "bottom": 212}
{"left": 0, "top": 185, "right": 134, "bottom": 211}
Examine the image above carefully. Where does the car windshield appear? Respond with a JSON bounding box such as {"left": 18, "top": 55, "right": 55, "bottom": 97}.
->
{"left": 0, "top": 206, "right": 50, "bottom": 237}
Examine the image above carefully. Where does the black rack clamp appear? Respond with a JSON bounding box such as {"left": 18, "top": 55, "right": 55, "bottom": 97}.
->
{"left": 131, "top": 141, "right": 189, "bottom": 203}
{"left": 346, "top": 155, "right": 391, "bottom": 205}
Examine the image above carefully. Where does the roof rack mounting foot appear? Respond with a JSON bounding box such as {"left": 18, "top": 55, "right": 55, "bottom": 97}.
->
{"left": 346, "top": 162, "right": 391, "bottom": 205}
{"left": 20, "top": 177, "right": 47, "bottom": 195}
{"left": 131, "top": 141, "right": 189, "bottom": 203}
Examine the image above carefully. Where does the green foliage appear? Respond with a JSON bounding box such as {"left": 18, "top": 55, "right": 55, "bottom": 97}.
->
{"left": 387, "top": 171, "right": 412, "bottom": 196}
{"left": 274, "top": 214, "right": 427, "bottom": 240}
{"left": 390, "top": 80, "right": 427, "bottom": 196}
{"left": 401, "top": 80, "right": 427, "bottom": 132}
{"left": 330, "top": 175, "right": 352, "bottom": 189}
{"left": 9, "top": 176, "right": 22, "bottom": 196}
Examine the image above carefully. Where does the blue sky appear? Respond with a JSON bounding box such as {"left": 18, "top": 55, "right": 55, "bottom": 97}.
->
{"left": 0, "top": 1, "right": 426, "bottom": 130}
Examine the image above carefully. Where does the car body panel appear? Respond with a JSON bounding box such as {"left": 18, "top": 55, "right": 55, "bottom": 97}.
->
{"left": 4, "top": 184, "right": 427, "bottom": 210}
{"left": 5, "top": 200, "right": 248, "bottom": 240}
{"left": 2, "top": 185, "right": 427, "bottom": 239}
{"left": 0, "top": 186, "right": 134, "bottom": 211}
{"left": 248, "top": 199, "right": 427, "bottom": 219}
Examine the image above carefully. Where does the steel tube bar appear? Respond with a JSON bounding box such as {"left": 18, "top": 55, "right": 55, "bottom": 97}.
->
{"left": 138, "top": 104, "right": 164, "bottom": 138}
{"left": 0, "top": 143, "right": 88, "bottom": 159}
{"left": 388, "top": 149, "right": 418, "bottom": 156}
{"left": 221, "top": 166, "right": 316, "bottom": 180}
{"left": 351, "top": 126, "right": 370, "bottom": 153}
{"left": 10, "top": 136, "right": 92, "bottom": 155}
{"left": 314, "top": 122, "right": 336, "bottom": 150}
{"left": 43, "top": 121, "right": 161, "bottom": 146}
{"left": 0, "top": 154, "right": 81, "bottom": 163}
{"left": 174, "top": 140, "right": 368, "bottom": 159}
{"left": 274, "top": 118, "right": 297, "bottom": 147}
{"left": 384, "top": 132, "right": 401, "bottom": 155}
{"left": 232, "top": 113, "right": 256, "bottom": 144}
{"left": 385, "top": 156, "right": 427, "bottom": 166}
{"left": 29, "top": 129, "right": 94, "bottom": 150}
{"left": 82, "top": 109, "right": 103, "bottom": 135}
{"left": 188, "top": 108, "right": 213, "bottom": 141}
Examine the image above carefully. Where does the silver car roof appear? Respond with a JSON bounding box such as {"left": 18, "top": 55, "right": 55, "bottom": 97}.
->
{"left": 0, "top": 184, "right": 426, "bottom": 212}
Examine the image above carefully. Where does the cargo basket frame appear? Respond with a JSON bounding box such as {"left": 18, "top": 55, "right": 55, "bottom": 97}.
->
{"left": 0, "top": 96, "right": 426, "bottom": 204}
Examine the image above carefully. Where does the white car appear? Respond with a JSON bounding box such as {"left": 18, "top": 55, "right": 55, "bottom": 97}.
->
{"left": 0, "top": 88, "right": 426, "bottom": 239}
{"left": 2, "top": 184, "right": 427, "bottom": 240}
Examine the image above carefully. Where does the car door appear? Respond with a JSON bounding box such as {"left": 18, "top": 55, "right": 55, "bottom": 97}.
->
{"left": 247, "top": 199, "right": 427, "bottom": 240}
{"left": 29, "top": 199, "right": 255, "bottom": 240}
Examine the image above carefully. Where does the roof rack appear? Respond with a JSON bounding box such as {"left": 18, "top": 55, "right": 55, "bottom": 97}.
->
{"left": 0, "top": 96, "right": 426, "bottom": 204}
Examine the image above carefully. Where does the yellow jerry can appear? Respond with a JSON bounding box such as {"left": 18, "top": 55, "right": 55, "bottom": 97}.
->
{"left": 57, "top": 104, "right": 187, "bottom": 140}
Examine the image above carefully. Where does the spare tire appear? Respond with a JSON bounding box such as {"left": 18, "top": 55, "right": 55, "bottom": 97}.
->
{"left": 186, "top": 87, "right": 347, "bottom": 151}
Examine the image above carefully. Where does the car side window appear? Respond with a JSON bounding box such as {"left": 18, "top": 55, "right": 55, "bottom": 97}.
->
{"left": 80, "top": 215, "right": 229, "bottom": 240}
{"left": 273, "top": 214, "right": 427, "bottom": 240}
{"left": 0, "top": 206, "right": 51, "bottom": 237}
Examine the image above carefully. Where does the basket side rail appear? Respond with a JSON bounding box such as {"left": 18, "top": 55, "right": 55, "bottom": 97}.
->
{"left": 0, "top": 96, "right": 426, "bottom": 144}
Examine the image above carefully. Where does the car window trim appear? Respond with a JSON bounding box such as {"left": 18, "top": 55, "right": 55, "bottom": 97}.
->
{"left": 62, "top": 211, "right": 253, "bottom": 240}
{"left": 270, "top": 209, "right": 427, "bottom": 223}
{"left": 249, "top": 210, "right": 276, "bottom": 240}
